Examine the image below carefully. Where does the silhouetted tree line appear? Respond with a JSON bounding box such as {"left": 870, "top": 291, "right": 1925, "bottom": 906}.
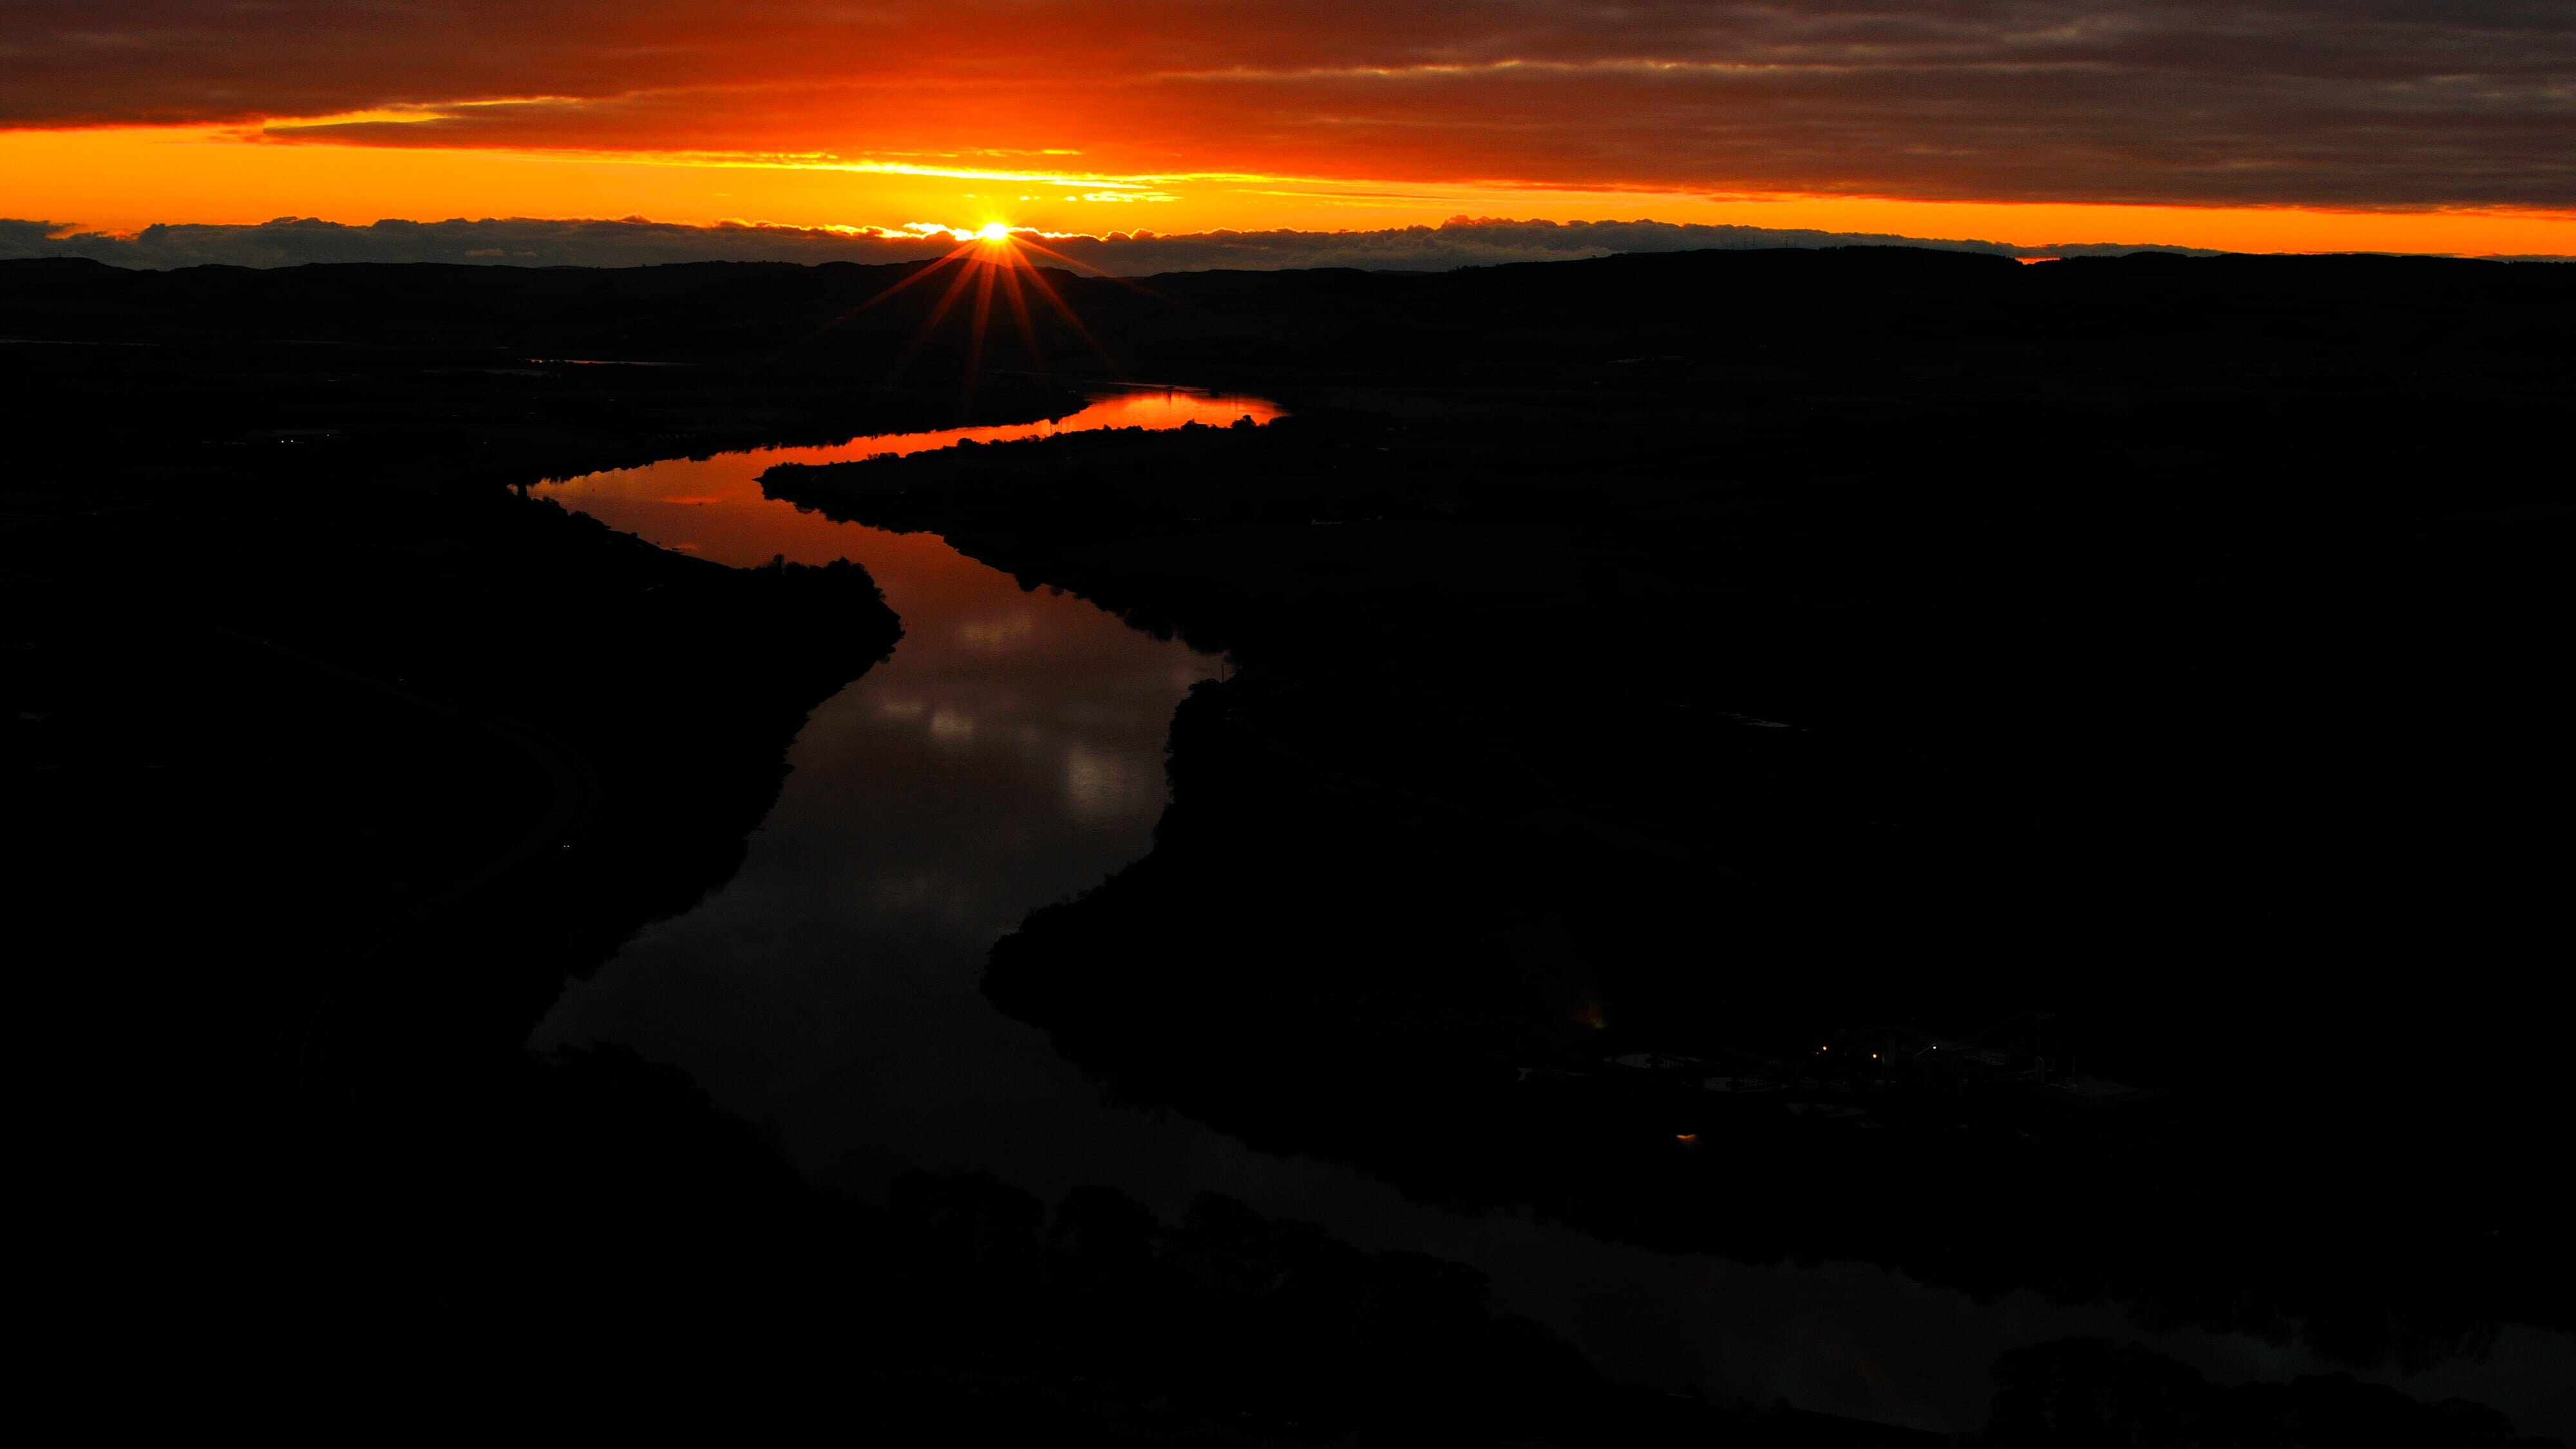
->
{"left": 10, "top": 246, "right": 2570, "bottom": 1443}
{"left": 766, "top": 255, "right": 2575, "bottom": 1373}
{"left": 1987, "top": 1338, "right": 2554, "bottom": 1449}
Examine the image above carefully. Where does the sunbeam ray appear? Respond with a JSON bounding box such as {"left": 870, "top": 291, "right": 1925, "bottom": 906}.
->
{"left": 1010, "top": 256, "right": 1120, "bottom": 373}
{"left": 1014, "top": 238, "right": 1168, "bottom": 301}
{"left": 960, "top": 254, "right": 999, "bottom": 412}
{"left": 909, "top": 252, "right": 985, "bottom": 344}
{"left": 766, "top": 242, "right": 978, "bottom": 366}
{"left": 996, "top": 260, "right": 1043, "bottom": 375}
{"left": 828, "top": 227, "right": 1135, "bottom": 408}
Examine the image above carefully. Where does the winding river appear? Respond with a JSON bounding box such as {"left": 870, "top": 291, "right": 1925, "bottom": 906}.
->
{"left": 529, "top": 386, "right": 2573, "bottom": 1440}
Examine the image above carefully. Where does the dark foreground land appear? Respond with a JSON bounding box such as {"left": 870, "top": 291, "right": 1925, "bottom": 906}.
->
{"left": 6, "top": 249, "right": 2570, "bottom": 1445}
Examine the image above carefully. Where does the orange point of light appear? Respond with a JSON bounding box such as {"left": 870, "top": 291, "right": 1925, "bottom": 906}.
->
{"left": 976, "top": 222, "right": 1012, "bottom": 243}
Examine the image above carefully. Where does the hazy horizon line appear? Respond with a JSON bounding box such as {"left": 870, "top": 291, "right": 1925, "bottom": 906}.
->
{"left": 0, "top": 214, "right": 2230, "bottom": 274}
{"left": 9, "top": 214, "right": 2570, "bottom": 276}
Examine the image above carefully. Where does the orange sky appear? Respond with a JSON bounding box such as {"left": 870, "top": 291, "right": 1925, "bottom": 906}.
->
{"left": 5, "top": 2, "right": 2572, "bottom": 256}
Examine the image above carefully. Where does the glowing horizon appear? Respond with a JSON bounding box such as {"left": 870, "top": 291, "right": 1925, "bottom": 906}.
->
{"left": 10, "top": 124, "right": 2575, "bottom": 260}
{"left": 5, "top": 3, "right": 2570, "bottom": 260}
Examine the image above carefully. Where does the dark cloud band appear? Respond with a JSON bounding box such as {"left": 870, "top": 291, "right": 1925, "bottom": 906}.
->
{"left": 3, "top": 3, "right": 2570, "bottom": 207}
{"left": 0, "top": 214, "right": 2247, "bottom": 272}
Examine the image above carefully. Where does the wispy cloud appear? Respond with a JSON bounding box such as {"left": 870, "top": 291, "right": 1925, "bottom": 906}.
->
{"left": 3, "top": 3, "right": 2569, "bottom": 207}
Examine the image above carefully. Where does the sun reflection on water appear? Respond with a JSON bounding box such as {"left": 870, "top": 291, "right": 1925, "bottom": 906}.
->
{"left": 533, "top": 386, "right": 1282, "bottom": 571}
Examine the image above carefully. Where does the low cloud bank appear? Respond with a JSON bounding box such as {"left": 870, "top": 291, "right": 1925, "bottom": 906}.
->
{"left": 0, "top": 214, "right": 2244, "bottom": 274}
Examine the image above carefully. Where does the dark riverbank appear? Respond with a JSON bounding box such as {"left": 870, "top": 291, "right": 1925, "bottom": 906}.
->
{"left": 10, "top": 366, "right": 903, "bottom": 1435}
{"left": 768, "top": 251, "right": 2576, "bottom": 1387}
{"left": 0, "top": 258, "right": 1827, "bottom": 1444}
{"left": 11, "top": 249, "right": 2569, "bottom": 1443}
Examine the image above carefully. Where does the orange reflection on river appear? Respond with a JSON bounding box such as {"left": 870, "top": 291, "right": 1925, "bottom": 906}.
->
{"left": 534, "top": 386, "right": 1282, "bottom": 570}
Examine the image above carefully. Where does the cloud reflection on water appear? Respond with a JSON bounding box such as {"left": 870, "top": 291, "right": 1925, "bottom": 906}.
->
{"left": 526, "top": 401, "right": 2575, "bottom": 1442}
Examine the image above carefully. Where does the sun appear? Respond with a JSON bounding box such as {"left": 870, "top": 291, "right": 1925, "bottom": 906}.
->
{"left": 808, "top": 217, "right": 1125, "bottom": 415}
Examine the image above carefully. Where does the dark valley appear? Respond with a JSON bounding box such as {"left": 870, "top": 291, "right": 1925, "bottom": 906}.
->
{"left": 8, "top": 247, "right": 2571, "bottom": 1446}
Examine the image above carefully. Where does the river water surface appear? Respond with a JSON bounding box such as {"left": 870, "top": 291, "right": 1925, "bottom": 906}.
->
{"left": 530, "top": 386, "right": 2573, "bottom": 1439}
